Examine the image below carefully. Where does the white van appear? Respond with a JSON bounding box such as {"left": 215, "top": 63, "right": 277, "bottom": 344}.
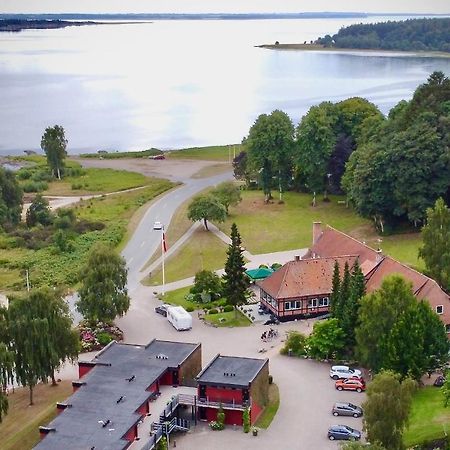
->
{"left": 167, "top": 306, "right": 192, "bottom": 331}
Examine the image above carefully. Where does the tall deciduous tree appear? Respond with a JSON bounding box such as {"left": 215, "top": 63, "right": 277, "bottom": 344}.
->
{"left": 356, "top": 275, "right": 449, "bottom": 378}
{"left": 246, "top": 110, "right": 295, "bottom": 202}
{"left": 362, "top": 371, "right": 416, "bottom": 450}
{"left": 0, "top": 342, "right": 13, "bottom": 422}
{"left": 295, "top": 102, "right": 338, "bottom": 200}
{"left": 187, "top": 195, "right": 227, "bottom": 231}
{"left": 190, "top": 270, "right": 222, "bottom": 303}
{"left": 0, "top": 167, "right": 23, "bottom": 227}
{"left": 307, "top": 318, "right": 345, "bottom": 360}
{"left": 211, "top": 181, "right": 242, "bottom": 214}
{"left": 77, "top": 243, "right": 130, "bottom": 322}
{"left": 419, "top": 198, "right": 450, "bottom": 292}
{"left": 41, "top": 125, "right": 68, "bottom": 179}
{"left": 222, "top": 223, "right": 249, "bottom": 316}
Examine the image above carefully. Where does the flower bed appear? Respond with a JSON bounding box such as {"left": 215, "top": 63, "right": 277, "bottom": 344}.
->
{"left": 77, "top": 320, "right": 124, "bottom": 352}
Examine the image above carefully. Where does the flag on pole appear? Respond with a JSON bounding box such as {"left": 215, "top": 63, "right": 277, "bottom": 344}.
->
{"left": 162, "top": 230, "right": 167, "bottom": 253}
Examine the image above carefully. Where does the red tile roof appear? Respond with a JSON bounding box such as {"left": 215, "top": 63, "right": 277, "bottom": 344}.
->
{"left": 259, "top": 255, "right": 358, "bottom": 300}
{"left": 308, "top": 224, "right": 450, "bottom": 326}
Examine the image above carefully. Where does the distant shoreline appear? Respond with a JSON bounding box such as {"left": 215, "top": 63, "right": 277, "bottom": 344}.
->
{"left": 0, "top": 19, "right": 151, "bottom": 32}
{"left": 255, "top": 43, "right": 450, "bottom": 58}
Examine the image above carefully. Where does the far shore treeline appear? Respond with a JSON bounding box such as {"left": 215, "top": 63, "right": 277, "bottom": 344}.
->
{"left": 236, "top": 71, "right": 450, "bottom": 234}
{"left": 316, "top": 17, "right": 450, "bottom": 53}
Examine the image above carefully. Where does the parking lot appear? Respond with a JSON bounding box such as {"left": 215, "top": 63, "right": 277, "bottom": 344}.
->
{"left": 115, "top": 286, "right": 367, "bottom": 449}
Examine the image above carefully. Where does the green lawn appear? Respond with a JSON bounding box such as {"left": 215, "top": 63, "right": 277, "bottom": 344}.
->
{"left": 0, "top": 381, "right": 73, "bottom": 450}
{"left": 204, "top": 310, "right": 251, "bottom": 327}
{"left": 254, "top": 384, "right": 280, "bottom": 429}
{"left": 220, "top": 191, "right": 370, "bottom": 253}
{"left": 377, "top": 233, "right": 424, "bottom": 270}
{"left": 404, "top": 386, "right": 450, "bottom": 447}
{"left": 167, "top": 144, "right": 243, "bottom": 161}
{"left": 44, "top": 168, "right": 151, "bottom": 195}
{"left": 144, "top": 228, "right": 228, "bottom": 285}
{"left": 158, "top": 286, "right": 196, "bottom": 310}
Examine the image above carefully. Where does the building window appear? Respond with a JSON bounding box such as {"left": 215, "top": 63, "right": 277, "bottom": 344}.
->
{"left": 446, "top": 324, "right": 450, "bottom": 334}
{"left": 319, "top": 297, "right": 329, "bottom": 307}
{"left": 308, "top": 298, "right": 318, "bottom": 308}
{"left": 285, "top": 301, "right": 301, "bottom": 310}
{"left": 436, "top": 305, "right": 444, "bottom": 315}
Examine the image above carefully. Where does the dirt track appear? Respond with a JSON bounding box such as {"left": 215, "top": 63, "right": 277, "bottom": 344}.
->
{"left": 74, "top": 157, "right": 226, "bottom": 182}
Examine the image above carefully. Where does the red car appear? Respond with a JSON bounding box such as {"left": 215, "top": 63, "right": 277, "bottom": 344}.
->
{"left": 335, "top": 378, "right": 366, "bottom": 393}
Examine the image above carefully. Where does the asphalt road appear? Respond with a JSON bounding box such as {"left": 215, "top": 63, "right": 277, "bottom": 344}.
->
{"left": 122, "top": 171, "right": 233, "bottom": 291}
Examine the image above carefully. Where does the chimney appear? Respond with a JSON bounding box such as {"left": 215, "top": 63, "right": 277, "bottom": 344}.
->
{"left": 375, "top": 248, "right": 383, "bottom": 263}
{"left": 294, "top": 255, "right": 300, "bottom": 262}
{"left": 312, "top": 222, "right": 323, "bottom": 246}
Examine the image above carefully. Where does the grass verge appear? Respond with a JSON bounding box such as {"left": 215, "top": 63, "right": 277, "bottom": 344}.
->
{"left": 158, "top": 287, "right": 196, "bottom": 310}
{"left": 254, "top": 383, "right": 280, "bottom": 429}
{"left": 144, "top": 228, "right": 228, "bottom": 285}
{"left": 167, "top": 144, "right": 243, "bottom": 161}
{"left": 44, "top": 168, "right": 151, "bottom": 195}
{"left": 204, "top": 310, "right": 251, "bottom": 327}
{"left": 191, "top": 163, "right": 232, "bottom": 179}
{"left": 0, "top": 381, "right": 72, "bottom": 450}
{"left": 1, "top": 179, "right": 174, "bottom": 294}
{"left": 404, "top": 386, "right": 450, "bottom": 447}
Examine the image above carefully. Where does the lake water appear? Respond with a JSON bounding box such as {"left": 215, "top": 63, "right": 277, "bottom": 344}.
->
{"left": 1, "top": 17, "right": 450, "bottom": 154}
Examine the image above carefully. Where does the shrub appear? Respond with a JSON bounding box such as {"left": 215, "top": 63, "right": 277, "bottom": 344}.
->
{"left": 186, "top": 306, "right": 194, "bottom": 312}
{"left": 209, "top": 308, "right": 218, "bottom": 315}
{"left": 209, "top": 420, "right": 224, "bottom": 431}
{"left": 203, "top": 304, "right": 212, "bottom": 310}
{"left": 22, "top": 181, "right": 48, "bottom": 193}
{"left": 16, "top": 169, "right": 32, "bottom": 180}
{"left": 31, "top": 170, "right": 52, "bottom": 182}
{"left": 280, "top": 331, "right": 308, "bottom": 357}
{"left": 97, "top": 332, "right": 114, "bottom": 346}
{"left": 71, "top": 183, "right": 83, "bottom": 190}
{"left": 223, "top": 305, "right": 234, "bottom": 312}
{"left": 243, "top": 407, "right": 250, "bottom": 433}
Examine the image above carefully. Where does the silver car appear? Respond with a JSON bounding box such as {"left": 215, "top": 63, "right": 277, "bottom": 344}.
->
{"left": 332, "top": 402, "right": 363, "bottom": 418}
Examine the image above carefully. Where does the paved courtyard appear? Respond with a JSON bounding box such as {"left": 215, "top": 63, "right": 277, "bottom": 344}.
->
{"left": 113, "top": 285, "right": 366, "bottom": 449}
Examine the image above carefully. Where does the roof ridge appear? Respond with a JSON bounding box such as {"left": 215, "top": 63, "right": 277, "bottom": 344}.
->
{"left": 325, "top": 224, "right": 380, "bottom": 255}
{"left": 276, "top": 262, "right": 291, "bottom": 299}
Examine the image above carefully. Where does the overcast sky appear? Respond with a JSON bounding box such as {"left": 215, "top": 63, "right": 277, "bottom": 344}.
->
{"left": 1, "top": 0, "right": 449, "bottom": 14}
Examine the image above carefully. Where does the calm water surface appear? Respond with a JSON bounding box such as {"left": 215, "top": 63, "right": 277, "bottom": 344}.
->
{"left": 1, "top": 17, "right": 449, "bottom": 154}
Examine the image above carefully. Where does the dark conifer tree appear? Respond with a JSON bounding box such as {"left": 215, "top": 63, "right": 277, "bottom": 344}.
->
{"left": 222, "top": 223, "right": 249, "bottom": 316}
{"left": 330, "top": 261, "right": 341, "bottom": 319}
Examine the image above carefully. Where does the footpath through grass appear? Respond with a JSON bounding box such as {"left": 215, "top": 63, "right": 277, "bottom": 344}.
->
{"left": 0, "top": 381, "right": 72, "bottom": 450}
{"left": 404, "top": 386, "right": 450, "bottom": 447}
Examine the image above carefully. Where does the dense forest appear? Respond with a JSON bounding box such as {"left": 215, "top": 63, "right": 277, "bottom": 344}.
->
{"left": 236, "top": 71, "right": 450, "bottom": 233}
{"left": 316, "top": 18, "right": 450, "bottom": 53}
{"left": 0, "top": 19, "right": 97, "bottom": 32}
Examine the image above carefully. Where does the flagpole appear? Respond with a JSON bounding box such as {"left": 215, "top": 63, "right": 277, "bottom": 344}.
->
{"left": 162, "top": 226, "right": 165, "bottom": 296}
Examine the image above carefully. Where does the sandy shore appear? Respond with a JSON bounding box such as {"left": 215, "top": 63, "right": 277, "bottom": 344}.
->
{"left": 256, "top": 43, "right": 450, "bottom": 58}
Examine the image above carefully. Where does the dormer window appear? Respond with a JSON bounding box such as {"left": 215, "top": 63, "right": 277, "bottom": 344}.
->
{"left": 436, "top": 305, "right": 444, "bottom": 315}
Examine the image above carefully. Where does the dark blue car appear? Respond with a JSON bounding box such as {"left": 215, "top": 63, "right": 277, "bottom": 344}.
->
{"left": 328, "top": 425, "right": 361, "bottom": 441}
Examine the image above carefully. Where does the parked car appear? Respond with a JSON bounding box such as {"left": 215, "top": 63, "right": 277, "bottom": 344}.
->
{"left": 332, "top": 402, "right": 363, "bottom": 418}
{"left": 151, "top": 154, "right": 165, "bottom": 160}
{"left": 328, "top": 425, "right": 361, "bottom": 441}
{"left": 155, "top": 304, "right": 170, "bottom": 317}
{"left": 434, "top": 375, "right": 446, "bottom": 387}
{"left": 335, "top": 378, "right": 366, "bottom": 393}
{"left": 153, "top": 221, "right": 163, "bottom": 230}
{"left": 330, "top": 365, "right": 362, "bottom": 380}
